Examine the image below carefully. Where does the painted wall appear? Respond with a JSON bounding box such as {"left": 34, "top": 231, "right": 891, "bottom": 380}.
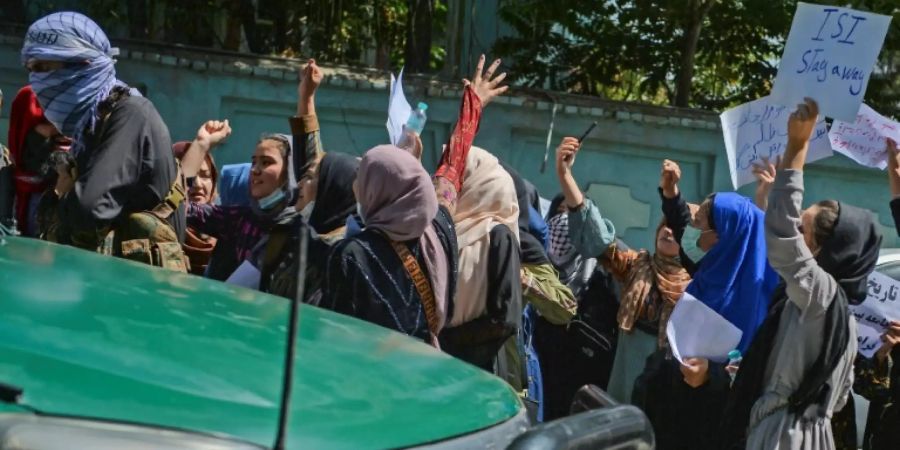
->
{"left": 1, "top": 35, "right": 896, "bottom": 251}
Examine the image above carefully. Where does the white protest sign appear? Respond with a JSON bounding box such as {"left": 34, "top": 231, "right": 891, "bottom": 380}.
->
{"left": 828, "top": 103, "right": 900, "bottom": 170}
{"left": 856, "top": 322, "right": 882, "bottom": 359}
{"left": 770, "top": 3, "right": 892, "bottom": 121}
{"left": 721, "top": 96, "right": 832, "bottom": 189}
{"left": 666, "top": 292, "right": 743, "bottom": 364}
{"left": 850, "top": 270, "right": 900, "bottom": 357}
{"left": 386, "top": 67, "right": 412, "bottom": 146}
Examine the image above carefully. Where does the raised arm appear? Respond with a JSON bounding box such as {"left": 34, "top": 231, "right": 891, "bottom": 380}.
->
{"left": 658, "top": 159, "right": 697, "bottom": 273}
{"left": 765, "top": 98, "right": 836, "bottom": 314}
{"left": 290, "top": 59, "right": 325, "bottom": 178}
{"left": 181, "top": 120, "right": 232, "bottom": 178}
{"left": 752, "top": 156, "right": 778, "bottom": 211}
{"left": 555, "top": 137, "right": 615, "bottom": 257}
{"left": 433, "top": 55, "right": 508, "bottom": 214}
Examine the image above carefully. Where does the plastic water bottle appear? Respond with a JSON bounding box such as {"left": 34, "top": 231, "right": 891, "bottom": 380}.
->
{"left": 726, "top": 349, "right": 742, "bottom": 384}
{"left": 398, "top": 102, "right": 428, "bottom": 153}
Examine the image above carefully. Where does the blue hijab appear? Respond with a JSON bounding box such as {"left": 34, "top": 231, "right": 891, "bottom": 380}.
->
{"left": 21, "top": 12, "right": 136, "bottom": 155}
{"left": 217, "top": 163, "right": 252, "bottom": 207}
{"left": 686, "top": 192, "right": 778, "bottom": 352}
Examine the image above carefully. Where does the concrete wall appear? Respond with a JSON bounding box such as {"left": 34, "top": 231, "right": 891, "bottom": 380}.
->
{"left": 1, "top": 35, "right": 896, "bottom": 250}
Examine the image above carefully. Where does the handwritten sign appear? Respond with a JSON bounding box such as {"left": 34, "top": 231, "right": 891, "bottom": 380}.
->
{"left": 770, "top": 3, "right": 892, "bottom": 121}
{"left": 721, "top": 96, "right": 832, "bottom": 189}
{"left": 828, "top": 103, "right": 900, "bottom": 170}
{"left": 851, "top": 270, "right": 900, "bottom": 357}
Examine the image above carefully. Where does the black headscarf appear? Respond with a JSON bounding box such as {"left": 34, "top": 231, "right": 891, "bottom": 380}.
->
{"left": 546, "top": 194, "right": 566, "bottom": 223}
{"left": 499, "top": 161, "right": 548, "bottom": 266}
{"left": 721, "top": 202, "right": 882, "bottom": 449}
{"left": 309, "top": 152, "right": 359, "bottom": 235}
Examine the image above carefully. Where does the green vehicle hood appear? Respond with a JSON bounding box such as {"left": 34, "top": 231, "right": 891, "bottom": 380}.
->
{"left": 0, "top": 237, "right": 521, "bottom": 448}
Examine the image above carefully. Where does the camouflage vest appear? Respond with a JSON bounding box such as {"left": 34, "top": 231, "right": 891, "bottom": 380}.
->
{"left": 110, "top": 165, "right": 189, "bottom": 273}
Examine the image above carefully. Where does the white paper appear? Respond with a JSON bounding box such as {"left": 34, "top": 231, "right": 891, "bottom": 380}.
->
{"left": 386, "top": 67, "right": 412, "bottom": 146}
{"left": 856, "top": 322, "right": 883, "bottom": 359}
{"left": 666, "top": 292, "right": 743, "bottom": 364}
{"left": 721, "top": 96, "right": 832, "bottom": 189}
{"left": 770, "top": 3, "right": 892, "bottom": 121}
{"left": 225, "top": 260, "right": 261, "bottom": 290}
{"left": 828, "top": 103, "right": 900, "bottom": 170}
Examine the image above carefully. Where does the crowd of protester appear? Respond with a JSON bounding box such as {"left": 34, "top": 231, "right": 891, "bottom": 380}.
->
{"left": 5, "top": 11, "right": 900, "bottom": 450}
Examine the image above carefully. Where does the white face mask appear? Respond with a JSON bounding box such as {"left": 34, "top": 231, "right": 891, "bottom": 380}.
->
{"left": 257, "top": 188, "right": 286, "bottom": 210}
{"left": 299, "top": 200, "right": 315, "bottom": 222}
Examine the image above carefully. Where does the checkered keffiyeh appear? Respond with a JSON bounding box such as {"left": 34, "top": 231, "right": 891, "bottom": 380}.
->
{"left": 547, "top": 213, "right": 573, "bottom": 267}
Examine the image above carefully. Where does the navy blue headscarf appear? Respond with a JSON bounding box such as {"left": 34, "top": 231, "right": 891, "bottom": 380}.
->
{"left": 686, "top": 192, "right": 779, "bottom": 351}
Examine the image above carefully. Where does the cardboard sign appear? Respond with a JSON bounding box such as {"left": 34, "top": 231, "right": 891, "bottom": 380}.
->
{"left": 666, "top": 292, "right": 743, "bottom": 364}
{"left": 771, "top": 2, "right": 892, "bottom": 121}
{"left": 829, "top": 103, "right": 900, "bottom": 170}
{"left": 721, "top": 96, "right": 832, "bottom": 189}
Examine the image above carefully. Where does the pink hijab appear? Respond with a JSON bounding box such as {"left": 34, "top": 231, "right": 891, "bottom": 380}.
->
{"left": 357, "top": 145, "right": 450, "bottom": 334}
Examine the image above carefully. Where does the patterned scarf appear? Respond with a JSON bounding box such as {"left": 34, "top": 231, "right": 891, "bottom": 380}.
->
{"left": 617, "top": 223, "right": 691, "bottom": 347}
{"left": 21, "top": 12, "right": 129, "bottom": 156}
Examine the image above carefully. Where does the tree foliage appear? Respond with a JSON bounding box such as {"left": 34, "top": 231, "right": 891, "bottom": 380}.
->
{"left": 494, "top": 0, "right": 899, "bottom": 116}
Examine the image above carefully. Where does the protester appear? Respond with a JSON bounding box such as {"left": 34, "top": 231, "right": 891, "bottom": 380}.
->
{"left": 6, "top": 86, "right": 70, "bottom": 236}
{"left": 172, "top": 127, "right": 227, "bottom": 276}
{"left": 658, "top": 159, "right": 779, "bottom": 352}
{"left": 258, "top": 59, "right": 359, "bottom": 302}
{"left": 723, "top": 98, "right": 882, "bottom": 450}
{"left": 183, "top": 125, "right": 295, "bottom": 281}
{"left": 322, "top": 55, "right": 507, "bottom": 346}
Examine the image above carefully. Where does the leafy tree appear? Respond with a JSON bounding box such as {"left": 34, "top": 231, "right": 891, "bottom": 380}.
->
{"left": 494, "top": 0, "right": 898, "bottom": 116}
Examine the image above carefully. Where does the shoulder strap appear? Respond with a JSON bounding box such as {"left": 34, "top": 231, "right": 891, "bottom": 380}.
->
{"left": 388, "top": 239, "right": 440, "bottom": 346}
{"left": 150, "top": 161, "right": 186, "bottom": 220}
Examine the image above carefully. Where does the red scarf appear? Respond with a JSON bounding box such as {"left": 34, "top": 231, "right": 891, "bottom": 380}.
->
{"left": 8, "top": 86, "right": 50, "bottom": 231}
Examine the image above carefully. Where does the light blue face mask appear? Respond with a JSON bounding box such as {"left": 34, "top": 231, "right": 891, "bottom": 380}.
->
{"left": 257, "top": 188, "right": 286, "bottom": 210}
{"left": 681, "top": 225, "right": 709, "bottom": 262}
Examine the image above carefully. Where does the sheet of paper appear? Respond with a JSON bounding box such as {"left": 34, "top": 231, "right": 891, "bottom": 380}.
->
{"left": 666, "top": 292, "right": 743, "bottom": 364}
{"left": 225, "top": 260, "right": 261, "bottom": 290}
{"left": 721, "top": 96, "right": 832, "bottom": 189}
{"left": 770, "top": 3, "right": 892, "bottom": 121}
{"left": 386, "top": 67, "right": 412, "bottom": 146}
{"left": 828, "top": 103, "right": 900, "bottom": 170}
{"left": 856, "top": 322, "right": 883, "bottom": 359}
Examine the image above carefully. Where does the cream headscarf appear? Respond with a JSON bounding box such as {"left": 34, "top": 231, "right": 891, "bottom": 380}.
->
{"left": 450, "top": 147, "right": 520, "bottom": 326}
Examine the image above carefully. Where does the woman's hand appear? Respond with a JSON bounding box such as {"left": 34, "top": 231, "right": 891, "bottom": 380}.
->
{"left": 659, "top": 159, "right": 681, "bottom": 199}
{"left": 555, "top": 137, "right": 580, "bottom": 178}
{"left": 784, "top": 98, "right": 819, "bottom": 171}
{"left": 54, "top": 163, "right": 76, "bottom": 197}
{"left": 680, "top": 357, "right": 710, "bottom": 388}
{"left": 297, "top": 59, "right": 322, "bottom": 116}
{"left": 463, "top": 54, "right": 508, "bottom": 107}
{"left": 887, "top": 138, "right": 900, "bottom": 198}
{"left": 876, "top": 321, "right": 900, "bottom": 363}
{"left": 752, "top": 156, "right": 779, "bottom": 210}
{"left": 196, "top": 120, "right": 232, "bottom": 149}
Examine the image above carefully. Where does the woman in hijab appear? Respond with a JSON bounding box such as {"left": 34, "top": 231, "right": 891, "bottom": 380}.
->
{"left": 322, "top": 146, "right": 456, "bottom": 344}
{"left": 184, "top": 126, "right": 297, "bottom": 283}
{"left": 173, "top": 140, "right": 219, "bottom": 276}
{"left": 22, "top": 12, "right": 184, "bottom": 250}
{"left": 321, "top": 54, "right": 507, "bottom": 344}
{"left": 722, "top": 99, "right": 882, "bottom": 450}
{"left": 259, "top": 60, "right": 359, "bottom": 302}
{"left": 6, "top": 86, "right": 69, "bottom": 236}
{"left": 658, "top": 159, "right": 780, "bottom": 353}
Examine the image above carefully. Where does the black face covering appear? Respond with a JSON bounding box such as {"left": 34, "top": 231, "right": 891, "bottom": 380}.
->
{"left": 23, "top": 129, "right": 57, "bottom": 176}
{"left": 309, "top": 152, "right": 359, "bottom": 235}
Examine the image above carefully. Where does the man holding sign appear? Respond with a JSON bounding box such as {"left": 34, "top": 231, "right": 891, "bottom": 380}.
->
{"left": 771, "top": 3, "right": 891, "bottom": 121}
